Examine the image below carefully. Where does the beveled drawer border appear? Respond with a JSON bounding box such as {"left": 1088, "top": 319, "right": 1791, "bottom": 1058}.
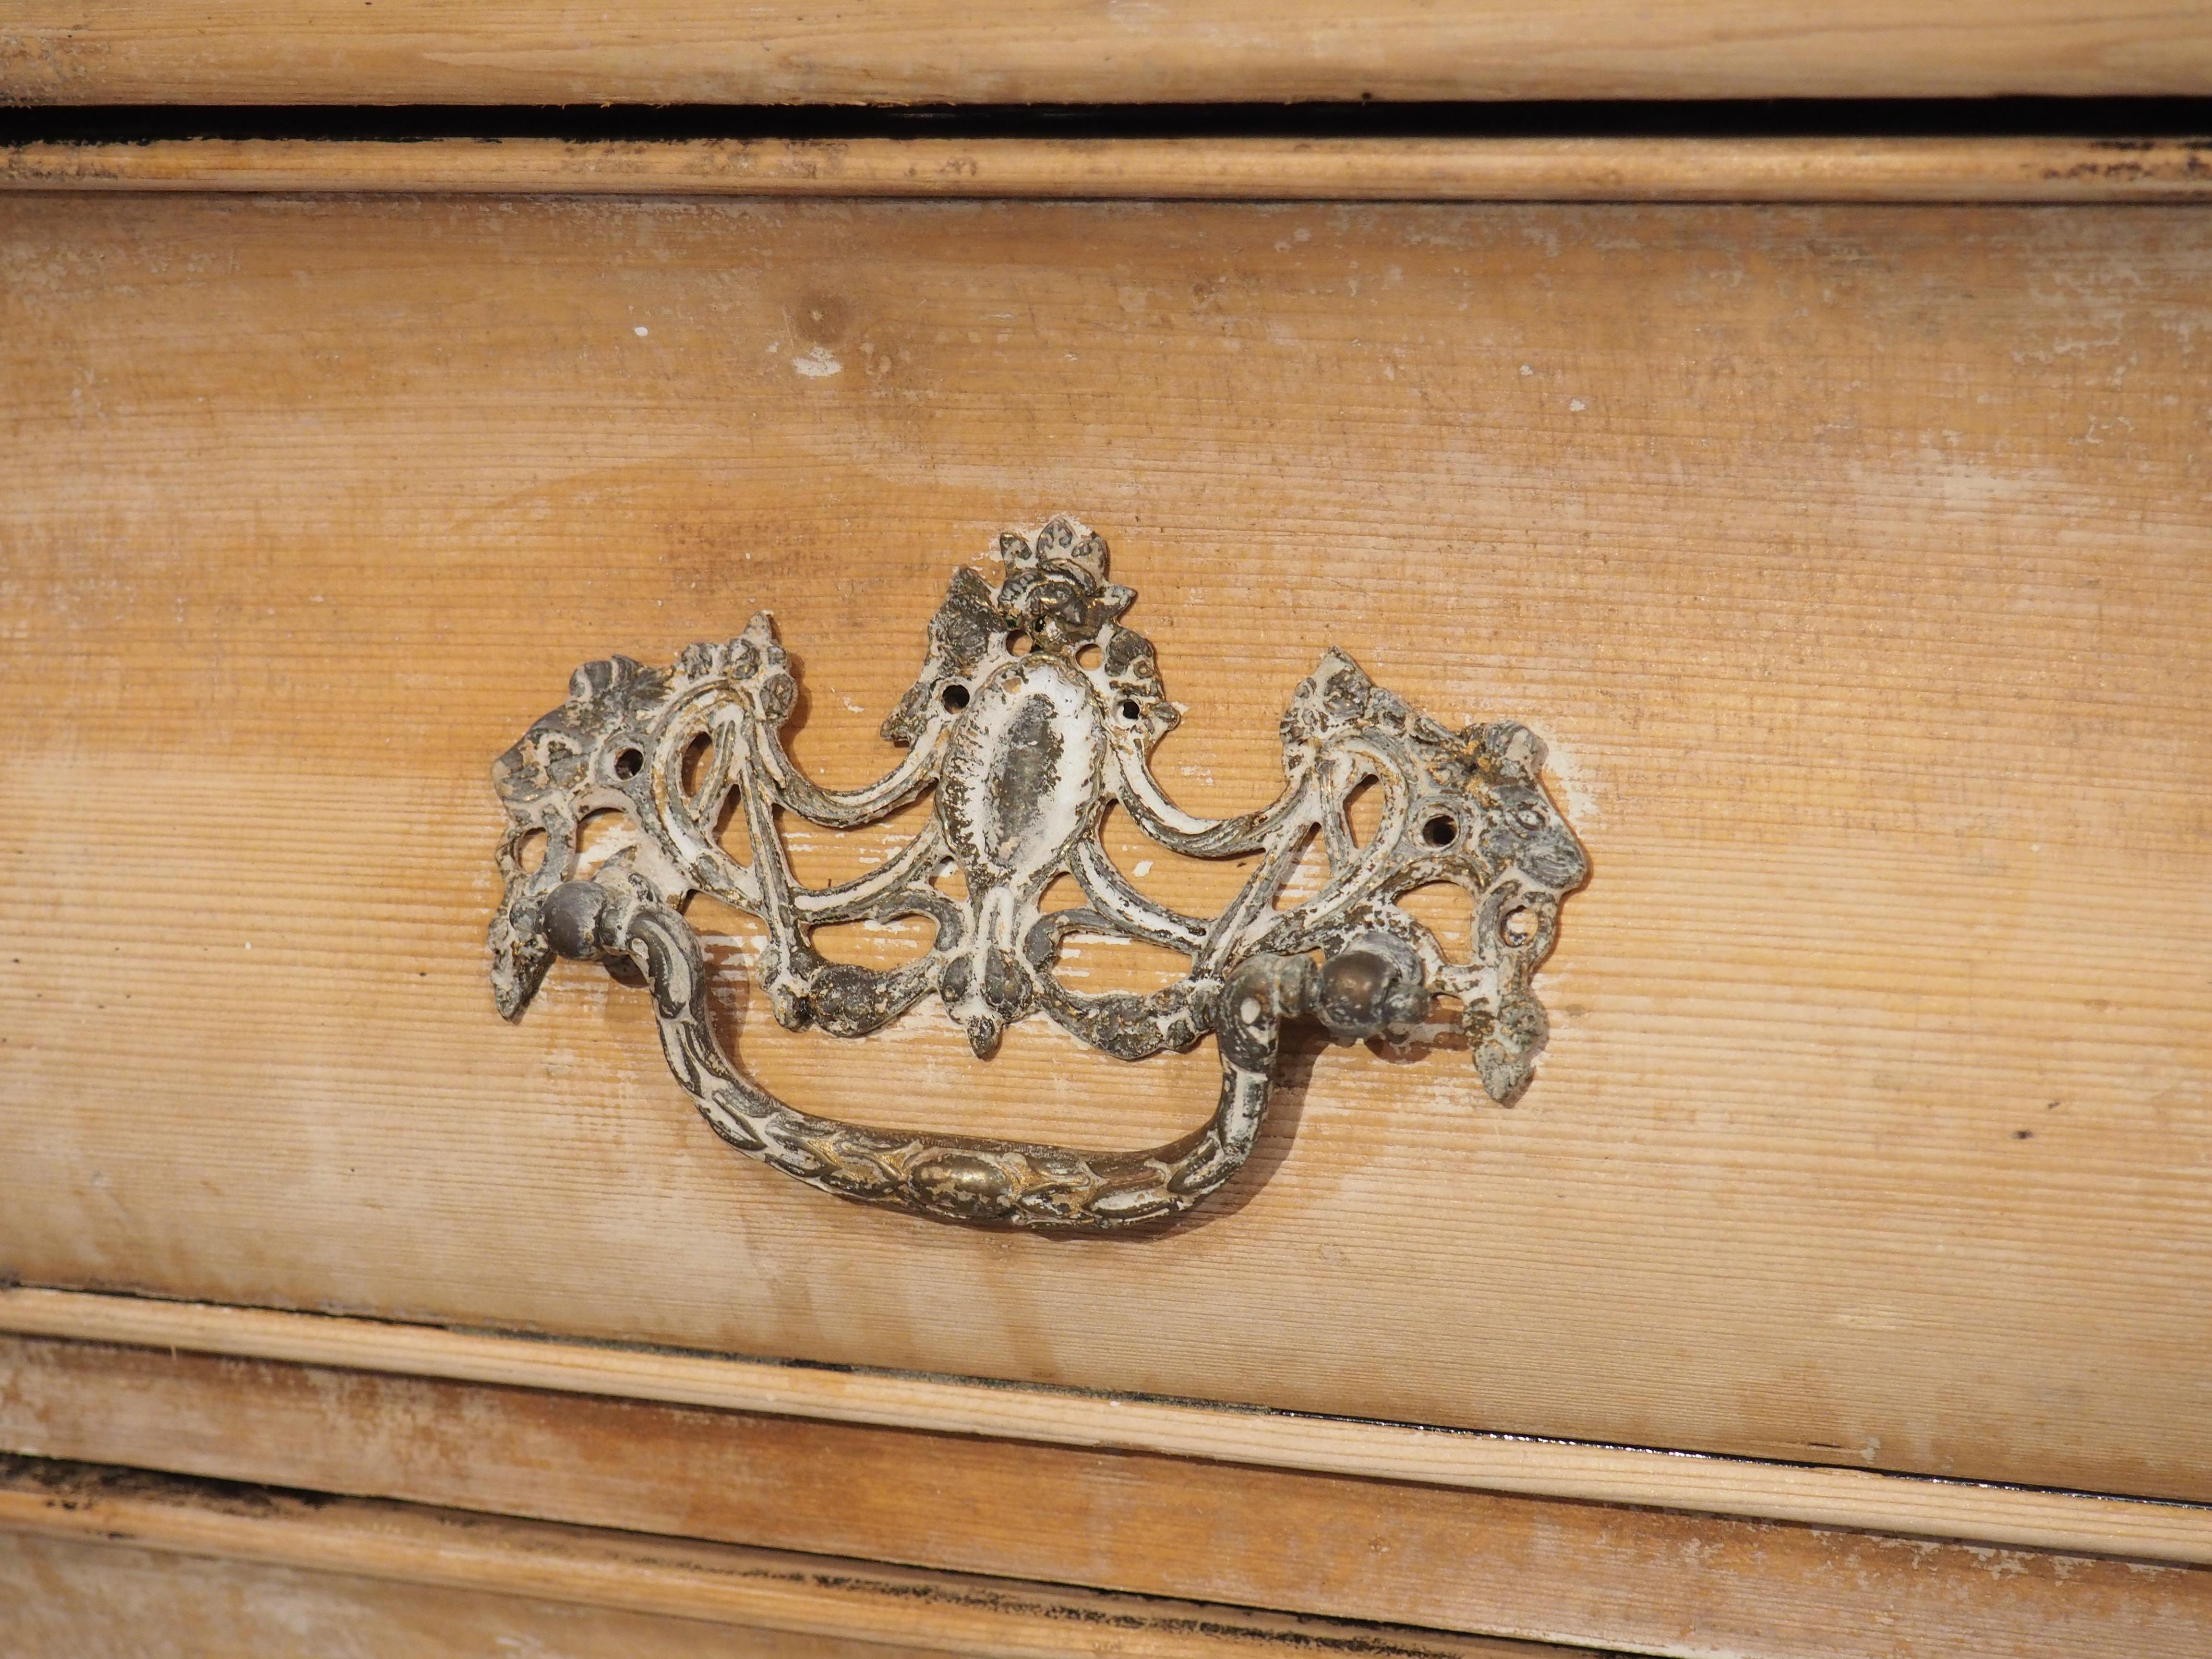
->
{"left": 4, "top": 135, "right": 2210, "bottom": 200}
{"left": 4, "top": 1286, "right": 2207, "bottom": 1566}
{"left": 1, "top": 1459, "right": 1564, "bottom": 1659}
{"left": 13, "top": 1332, "right": 2208, "bottom": 1658}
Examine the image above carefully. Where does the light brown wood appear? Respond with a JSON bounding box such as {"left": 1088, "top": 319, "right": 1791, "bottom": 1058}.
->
{"left": 6, "top": 1332, "right": 2210, "bottom": 1659}
{"left": 10, "top": 136, "right": 2212, "bottom": 202}
{"left": 7, "top": 2, "right": 2212, "bottom": 104}
{"left": 9, "top": 1288, "right": 2210, "bottom": 1568}
{"left": 3, "top": 193, "right": 2209, "bottom": 1507}
{"left": 0, "top": 1458, "right": 1567, "bottom": 1659}
{"left": 2, "top": 1529, "right": 951, "bottom": 1659}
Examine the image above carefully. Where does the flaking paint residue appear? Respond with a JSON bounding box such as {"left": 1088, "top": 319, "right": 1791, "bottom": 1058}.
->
{"left": 1540, "top": 738, "right": 1602, "bottom": 827}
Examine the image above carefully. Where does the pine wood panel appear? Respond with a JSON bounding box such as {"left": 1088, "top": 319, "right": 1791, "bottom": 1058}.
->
{"left": 6, "top": 2, "right": 2212, "bottom": 104}
{"left": 5, "top": 1334, "right": 2209, "bottom": 1659}
{"left": 10, "top": 135, "right": 2212, "bottom": 202}
{"left": 1, "top": 193, "right": 2208, "bottom": 1500}
{"left": 0, "top": 1459, "right": 1564, "bottom": 1659}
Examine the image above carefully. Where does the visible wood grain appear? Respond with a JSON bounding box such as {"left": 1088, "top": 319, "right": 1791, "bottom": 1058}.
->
{"left": 2, "top": 194, "right": 2209, "bottom": 1503}
{"left": 10, "top": 136, "right": 2212, "bottom": 202}
{"left": 6, "top": 2, "right": 2212, "bottom": 104}
{"left": 9, "top": 1289, "right": 2211, "bottom": 1568}
{"left": 5, "top": 1333, "right": 2211, "bottom": 1659}
{"left": 1, "top": 1530, "right": 947, "bottom": 1659}
{"left": 0, "top": 1458, "right": 1568, "bottom": 1659}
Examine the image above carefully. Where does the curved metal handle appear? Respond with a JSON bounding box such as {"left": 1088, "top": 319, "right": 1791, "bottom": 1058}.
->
{"left": 491, "top": 517, "right": 1586, "bottom": 1232}
{"left": 541, "top": 880, "right": 1314, "bottom": 1229}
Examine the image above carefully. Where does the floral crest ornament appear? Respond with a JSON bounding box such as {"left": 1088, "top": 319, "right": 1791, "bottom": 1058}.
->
{"left": 491, "top": 518, "right": 1587, "bottom": 1230}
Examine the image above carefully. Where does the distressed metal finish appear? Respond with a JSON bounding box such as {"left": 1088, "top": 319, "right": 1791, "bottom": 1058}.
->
{"left": 490, "top": 519, "right": 1587, "bottom": 1229}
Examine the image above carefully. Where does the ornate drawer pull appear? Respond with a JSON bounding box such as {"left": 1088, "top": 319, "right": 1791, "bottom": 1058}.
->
{"left": 490, "top": 519, "right": 1586, "bottom": 1230}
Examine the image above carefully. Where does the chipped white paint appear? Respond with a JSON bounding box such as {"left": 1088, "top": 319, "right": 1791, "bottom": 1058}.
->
{"left": 793, "top": 346, "right": 842, "bottom": 378}
{"left": 1540, "top": 739, "right": 1602, "bottom": 828}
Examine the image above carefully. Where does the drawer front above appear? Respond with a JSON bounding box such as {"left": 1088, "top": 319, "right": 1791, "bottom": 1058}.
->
{"left": 2, "top": 193, "right": 2207, "bottom": 1503}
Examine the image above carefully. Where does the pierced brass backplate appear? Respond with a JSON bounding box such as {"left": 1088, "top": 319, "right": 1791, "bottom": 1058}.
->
{"left": 491, "top": 519, "right": 1586, "bottom": 1230}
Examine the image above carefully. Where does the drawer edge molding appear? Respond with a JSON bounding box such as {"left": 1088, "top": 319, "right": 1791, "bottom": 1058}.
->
{"left": 6, "top": 3, "right": 2212, "bottom": 106}
{"left": 4, "top": 1286, "right": 2208, "bottom": 1565}
{"left": 0, "top": 1458, "right": 1571, "bottom": 1659}
{"left": 3, "top": 136, "right": 2211, "bottom": 202}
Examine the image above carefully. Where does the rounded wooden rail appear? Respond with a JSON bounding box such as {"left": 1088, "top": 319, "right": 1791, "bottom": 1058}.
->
{"left": 3, "top": 1287, "right": 2208, "bottom": 1565}
{"left": 5, "top": 136, "right": 2212, "bottom": 201}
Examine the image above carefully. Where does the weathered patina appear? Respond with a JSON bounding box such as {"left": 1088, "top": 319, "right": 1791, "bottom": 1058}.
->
{"left": 491, "top": 519, "right": 1585, "bottom": 1229}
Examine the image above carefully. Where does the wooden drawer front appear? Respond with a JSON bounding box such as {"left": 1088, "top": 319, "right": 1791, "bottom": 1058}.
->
{"left": 1, "top": 192, "right": 2206, "bottom": 1503}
